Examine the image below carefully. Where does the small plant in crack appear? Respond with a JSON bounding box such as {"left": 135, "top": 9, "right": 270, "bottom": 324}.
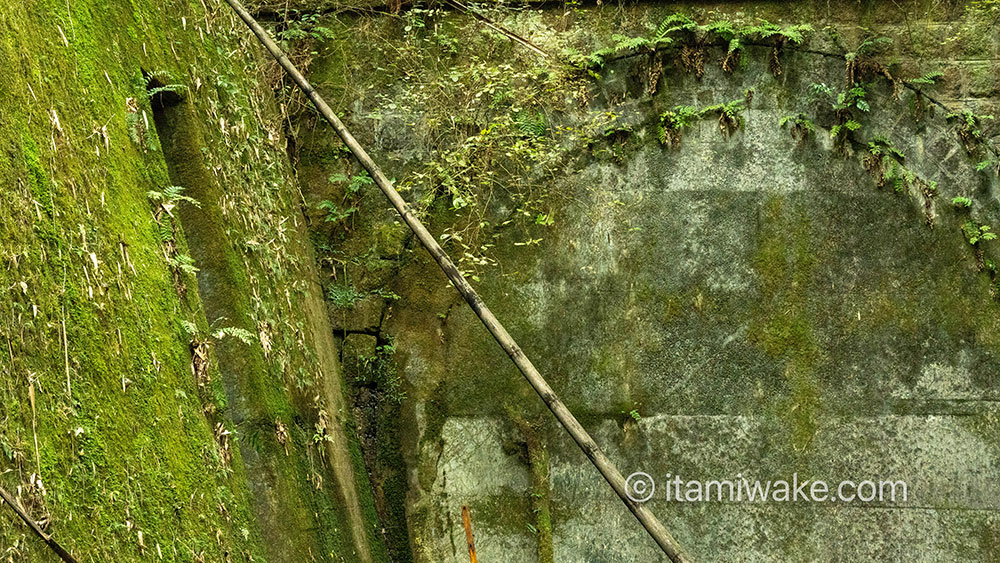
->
{"left": 357, "top": 338, "right": 406, "bottom": 404}
{"left": 702, "top": 20, "right": 745, "bottom": 73}
{"left": 326, "top": 282, "right": 365, "bottom": 309}
{"left": 181, "top": 319, "right": 256, "bottom": 345}
{"left": 148, "top": 184, "right": 201, "bottom": 210}
{"left": 144, "top": 70, "right": 188, "bottom": 101}
{"left": 962, "top": 220, "right": 996, "bottom": 271}
{"left": 317, "top": 199, "right": 357, "bottom": 227}
{"left": 619, "top": 402, "right": 643, "bottom": 433}
{"left": 812, "top": 82, "right": 870, "bottom": 152}
{"left": 906, "top": 70, "right": 943, "bottom": 118}
{"left": 180, "top": 318, "right": 256, "bottom": 388}
{"left": 320, "top": 170, "right": 372, "bottom": 229}
{"left": 779, "top": 114, "right": 815, "bottom": 143}
{"left": 147, "top": 185, "right": 200, "bottom": 292}
{"left": 905, "top": 70, "right": 944, "bottom": 87}
{"left": 584, "top": 124, "right": 635, "bottom": 163}
{"left": 977, "top": 154, "right": 1000, "bottom": 176}
{"left": 845, "top": 36, "right": 897, "bottom": 95}
{"left": 946, "top": 111, "right": 994, "bottom": 153}
{"left": 747, "top": 20, "right": 814, "bottom": 76}
{"left": 657, "top": 100, "right": 744, "bottom": 146}
{"left": 275, "top": 12, "right": 336, "bottom": 43}
{"left": 952, "top": 196, "right": 973, "bottom": 210}
{"left": 830, "top": 119, "right": 862, "bottom": 146}
{"left": 372, "top": 287, "right": 401, "bottom": 301}
{"left": 657, "top": 105, "right": 700, "bottom": 147}
{"left": 701, "top": 100, "right": 746, "bottom": 135}
{"left": 963, "top": 221, "right": 996, "bottom": 246}
{"left": 166, "top": 253, "right": 198, "bottom": 276}
{"left": 573, "top": 19, "right": 681, "bottom": 71}
{"left": 885, "top": 161, "right": 915, "bottom": 193}
{"left": 862, "top": 134, "right": 906, "bottom": 188}
{"left": 346, "top": 170, "right": 375, "bottom": 195}
{"left": 576, "top": 15, "right": 811, "bottom": 78}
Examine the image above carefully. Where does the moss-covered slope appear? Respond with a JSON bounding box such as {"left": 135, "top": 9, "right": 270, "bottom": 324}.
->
{"left": 0, "top": 0, "right": 384, "bottom": 561}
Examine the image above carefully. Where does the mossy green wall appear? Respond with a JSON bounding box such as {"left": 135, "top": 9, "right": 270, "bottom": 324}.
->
{"left": 0, "top": 0, "right": 384, "bottom": 561}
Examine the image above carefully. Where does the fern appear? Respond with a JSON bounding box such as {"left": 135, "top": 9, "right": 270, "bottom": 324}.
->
{"left": 810, "top": 82, "right": 835, "bottom": 99}
{"left": 963, "top": 221, "right": 997, "bottom": 245}
{"left": 779, "top": 113, "right": 815, "bottom": 135}
{"left": 514, "top": 111, "right": 548, "bottom": 137}
{"left": 347, "top": 171, "right": 374, "bottom": 194}
{"left": 657, "top": 106, "right": 699, "bottom": 146}
{"left": 830, "top": 120, "right": 862, "bottom": 138}
{"left": 703, "top": 20, "right": 739, "bottom": 41}
{"left": 749, "top": 20, "right": 813, "bottom": 44}
{"left": 610, "top": 34, "right": 653, "bottom": 52}
{"left": 179, "top": 320, "right": 199, "bottom": 336}
{"left": 908, "top": 70, "right": 944, "bottom": 86}
{"left": 701, "top": 100, "right": 745, "bottom": 122}
{"left": 654, "top": 13, "right": 698, "bottom": 39}
{"left": 580, "top": 14, "right": 812, "bottom": 74}
{"left": 660, "top": 105, "right": 700, "bottom": 129}
{"left": 327, "top": 283, "right": 364, "bottom": 309}
{"left": 952, "top": 196, "right": 973, "bottom": 209}
{"left": 147, "top": 185, "right": 201, "bottom": 208}
{"left": 776, "top": 23, "right": 813, "bottom": 44}
{"left": 147, "top": 83, "right": 188, "bottom": 99}
{"left": 211, "top": 326, "right": 256, "bottom": 345}
{"left": 976, "top": 158, "right": 1000, "bottom": 174}
{"left": 867, "top": 135, "right": 905, "bottom": 160}
{"left": 947, "top": 111, "right": 995, "bottom": 149}
{"left": 156, "top": 220, "right": 174, "bottom": 243}
{"left": 317, "top": 200, "right": 357, "bottom": 224}
{"left": 657, "top": 101, "right": 745, "bottom": 145}
{"left": 947, "top": 111, "right": 994, "bottom": 132}
{"left": 167, "top": 253, "right": 199, "bottom": 275}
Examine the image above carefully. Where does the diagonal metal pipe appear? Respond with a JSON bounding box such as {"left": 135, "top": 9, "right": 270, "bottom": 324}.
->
{"left": 219, "top": 1, "right": 691, "bottom": 559}
{"left": 0, "top": 484, "right": 78, "bottom": 563}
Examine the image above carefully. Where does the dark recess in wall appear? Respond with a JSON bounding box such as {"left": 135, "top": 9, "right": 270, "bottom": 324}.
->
{"left": 146, "top": 70, "right": 324, "bottom": 563}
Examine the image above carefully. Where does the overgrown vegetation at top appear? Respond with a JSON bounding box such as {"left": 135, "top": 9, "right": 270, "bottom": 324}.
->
{"left": 570, "top": 14, "right": 813, "bottom": 79}
{"left": 276, "top": 13, "right": 337, "bottom": 42}
{"left": 284, "top": 6, "right": 589, "bottom": 285}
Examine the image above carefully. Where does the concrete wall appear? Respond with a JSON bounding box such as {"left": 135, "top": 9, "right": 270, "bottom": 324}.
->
{"left": 290, "top": 2, "right": 1000, "bottom": 561}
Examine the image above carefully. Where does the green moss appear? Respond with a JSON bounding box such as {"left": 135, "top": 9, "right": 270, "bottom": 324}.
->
{"left": 509, "top": 413, "right": 554, "bottom": 563}
{"left": 749, "top": 196, "right": 821, "bottom": 449}
{"left": 978, "top": 521, "right": 1000, "bottom": 563}
{"left": 0, "top": 0, "right": 381, "bottom": 559}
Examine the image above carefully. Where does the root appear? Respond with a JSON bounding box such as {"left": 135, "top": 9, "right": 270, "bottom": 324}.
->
{"left": 769, "top": 45, "right": 783, "bottom": 77}
{"left": 721, "top": 49, "right": 740, "bottom": 73}
{"left": 679, "top": 45, "right": 706, "bottom": 79}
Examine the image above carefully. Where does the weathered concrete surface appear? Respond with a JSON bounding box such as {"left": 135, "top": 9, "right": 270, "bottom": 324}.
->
{"left": 289, "top": 2, "right": 1000, "bottom": 561}
{"left": 393, "top": 105, "right": 1000, "bottom": 559}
